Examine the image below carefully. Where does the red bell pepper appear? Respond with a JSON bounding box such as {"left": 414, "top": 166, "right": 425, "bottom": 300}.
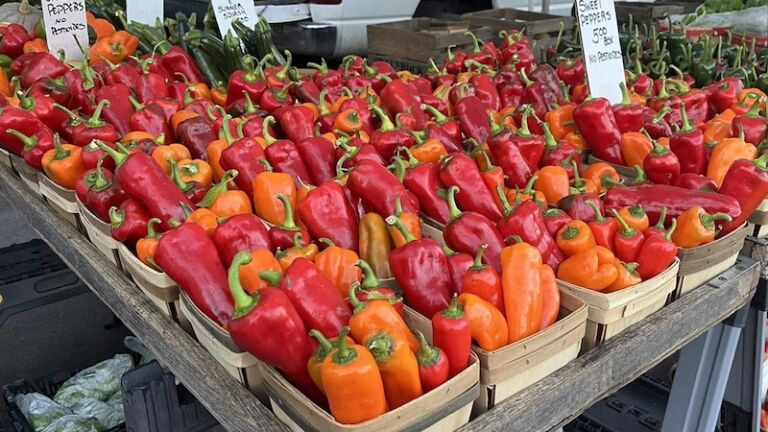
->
{"left": 19, "top": 53, "right": 69, "bottom": 89}
{"left": 670, "top": 102, "right": 706, "bottom": 175}
{"left": 708, "top": 77, "right": 742, "bottom": 112}
{"left": 261, "top": 258, "right": 350, "bottom": 338}
{"left": 56, "top": 100, "right": 119, "bottom": 146}
{"left": 643, "top": 135, "right": 680, "bottom": 185}
{"left": 419, "top": 104, "right": 463, "bottom": 153}
{"left": 543, "top": 208, "right": 572, "bottom": 237}
{"left": 731, "top": 99, "right": 767, "bottom": 145}
{"left": 674, "top": 173, "right": 718, "bottom": 192}
{"left": 295, "top": 136, "right": 336, "bottom": 186}
{"left": 226, "top": 56, "right": 268, "bottom": 106}
{"left": 347, "top": 159, "right": 418, "bottom": 217}
{"left": 557, "top": 57, "right": 586, "bottom": 89}
{"left": 643, "top": 106, "right": 673, "bottom": 139}
{"left": 213, "top": 214, "right": 273, "bottom": 266}
{"left": 263, "top": 116, "right": 311, "bottom": 187}
{"left": 227, "top": 252, "right": 320, "bottom": 402}
{"left": 573, "top": 97, "right": 625, "bottom": 165}
{"left": 9, "top": 127, "right": 54, "bottom": 171}
{"left": 519, "top": 68, "right": 555, "bottom": 111}
{"left": 176, "top": 115, "right": 215, "bottom": 161}
{"left": 558, "top": 192, "right": 603, "bottom": 223}
{"left": 386, "top": 215, "right": 451, "bottom": 317}
{"left": 128, "top": 96, "right": 173, "bottom": 140}
{"left": 259, "top": 83, "right": 295, "bottom": 113}
{"left": 298, "top": 180, "right": 359, "bottom": 250}
{"left": 109, "top": 198, "right": 151, "bottom": 248}
{"left": 463, "top": 31, "right": 498, "bottom": 67}
{"left": 95, "top": 84, "right": 134, "bottom": 136}
{"left": 368, "top": 104, "right": 414, "bottom": 161}
{"left": 719, "top": 154, "right": 768, "bottom": 235}
{"left": 76, "top": 161, "right": 128, "bottom": 223}
{"left": 28, "top": 76, "right": 71, "bottom": 106}
{"left": 541, "top": 124, "right": 581, "bottom": 173}
{"left": 161, "top": 46, "right": 206, "bottom": 84}
{"left": 586, "top": 201, "right": 619, "bottom": 254}
{"left": 611, "top": 209, "right": 644, "bottom": 263}
{"left": 613, "top": 82, "right": 645, "bottom": 133}
{"left": 511, "top": 107, "right": 545, "bottom": 171}
{"left": 439, "top": 153, "right": 501, "bottom": 222}
{"left": 636, "top": 219, "right": 678, "bottom": 279}
{"left": 496, "top": 192, "right": 564, "bottom": 269}
{"left": 443, "top": 186, "right": 505, "bottom": 273}
{"left": 275, "top": 105, "right": 315, "bottom": 144}
{"left": 442, "top": 245, "right": 474, "bottom": 296}
{"left": 432, "top": 295, "right": 471, "bottom": 377}
{"left": 454, "top": 86, "right": 491, "bottom": 145}
{"left": 0, "top": 106, "right": 50, "bottom": 156}
{"left": 0, "top": 24, "right": 30, "bottom": 57}
{"left": 220, "top": 135, "right": 267, "bottom": 197}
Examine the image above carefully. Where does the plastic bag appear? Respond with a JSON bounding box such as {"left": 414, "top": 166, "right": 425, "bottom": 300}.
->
{"left": 40, "top": 415, "right": 100, "bottom": 432}
{"left": 76, "top": 398, "right": 123, "bottom": 430}
{"left": 53, "top": 354, "right": 134, "bottom": 411}
{"left": 14, "top": 393, "right": 72, "bottom": 431}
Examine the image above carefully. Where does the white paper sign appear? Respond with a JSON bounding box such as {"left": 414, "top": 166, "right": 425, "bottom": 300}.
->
{"left": 211, "top": 0, "right": 259, "bottom": 38}
{"left": 41, "top": 0, "right": 89, "bottom": 61}
{"left": 127, "top": 0, "right": 164, "bottom": 26}
{"left": 575, "top": 0, "right": 626, "bottom": 103}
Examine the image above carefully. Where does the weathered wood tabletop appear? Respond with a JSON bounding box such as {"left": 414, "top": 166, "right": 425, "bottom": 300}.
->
{"left": 0, "top": 166, "right": 760, "bottom": 432}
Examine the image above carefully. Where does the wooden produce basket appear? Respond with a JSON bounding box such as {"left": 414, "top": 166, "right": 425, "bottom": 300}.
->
{"left": 748, "top": 199, "right": 768, "bottom": 238}
{"left": 674, "top": 223, "right": 749, "bottom": 298}
{"left": 613, "top": 1, "right": 684, "bottom": 26}
{"left": 462, "top": 8, "right": 575, "bottom": 61}
{"left": 0, "top": 147, "right": 12, "bottom": 172}
{"left": 367, "top": 18, "right": 492, "bottom": 74}
{"left": 262, "top": 311, "right": 480, "bottom": 432}
{"left": 38, "top": 174, "right": 82, "bottom": 230}
{"left": 116, "top": 242, "right": 192, "bottom": 333}
{"left": 420, "top": 214, "right": 446, "bottom": 247}
{"left": 404, "top": 290, "right": 586, "bottom": 414}
{"left": 179, "top": 292, "right": 266, "bottom": 403}
{"left": 558, "top": 258, "right": 680, "bottom": 350}
{"left": 8, "top": 154, "right": 41, "bottom": 196}
{"left": 76, "top": 196, "right": 122, "bottom": 267}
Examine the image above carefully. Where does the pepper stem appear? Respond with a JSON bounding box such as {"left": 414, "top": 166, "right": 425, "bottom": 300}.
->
{"left": 464, "top": 31, "right": 482, "bottom": 53}
{"left": 665, "top": 218, "right": 677, "bottom": 241}
{"left": 277, "top": 194, "right": 297, "bottom": 230}
{"left": 420, "top": 103, "right": 448, "bottom": 124}
{"left": 7, "top": 129, "right": 37, "bottom": 151}
{"left": 94, "top": 139, "right": 127, "bottom": 166}
{"left": 496, "top": 185, "right": 513, "bottom": 215}
{"left": 619, "top": 81, "right": 632, "bottom": 107}
{"left": 517, "top": 105, "right": 533, "bottom": 137}
{"left": 611, "top": 209, "right": 637, "bottom": 236}
{"left": 259, "top": 270, "right": 282, "bottom": 287}
{"left": 348, "top": 281, "right": 362, "bottom": 310}
{"left": 507, "top": 235, "right": 523, "bottom": 244}
{"left": 108, "top": 206, "right": 124, "bottom": 229}
{"left": 700, "top": 212, "right": 732, "bottom": 229}
{"left": 86, "top": 99, "right": 110, "bottom": 128}
{"left": 52, "top": 134, "right": 70, "bottom": 160}
{"left": 522, "top": 175, "right": 538, "bottom": 195}
{"left": 146, "top": 218, "right": 161, "bottom": 239}
{"left": 355, "top": 259, "right": 381, "bottom": 290}
{"left": 229, "top": 252, "right": 259, "bottom": 317}
{"left": 542, "top": 123, "right": 558, "bottom": 149}
{"left": 653, "top": 207, "right": 668, "bottom": 231}
{"left": 469, "top": 244, "right": 488, "bottom": 271}
{"left": 220, "top": 114, "right": 236, "bottom": 145}
{"left": 678, "top": 102, "right": 695, "bottom": 134}
{"left": 444, "top": 186, "right": 463, "bottom": 221}
{"left": 128, "top": 95, "right": 144, "bottom": 111}
{"left": 415, "top": 330, "right": 440, "bottom": 365}
{"left": 385, "top": 215, "right": 416, "bottom": 243}
{"left": 198, "top": 170, "right": 238, "bottom": 208}
{"left": 168, "top": 158, "right": 191, "bottom": 192}
{"left": 332, "top": 327, "right": 356, "bottom": 365}
{"left": 309, "top": 329, "right": 334, "bottom": 357}
{"left": 586, "top": 200, "right": 606, "bottom": 223}
{"left": 370, "top": 104, "right": 395, "bottom": 132}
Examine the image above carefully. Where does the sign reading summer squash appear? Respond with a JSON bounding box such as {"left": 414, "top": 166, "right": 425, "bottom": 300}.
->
{"left": 41, "top": 0, "right": 89, "bottom": 61}
{"left": 211, "top": 0, "right": 258, "bottom": 38}
{"left": 575, "top": 0, "right": 626, "bottom": 103}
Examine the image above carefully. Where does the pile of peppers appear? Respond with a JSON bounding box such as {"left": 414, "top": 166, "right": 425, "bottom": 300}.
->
{"left": 1, "top": 15, "right": 767, "bottom": 424}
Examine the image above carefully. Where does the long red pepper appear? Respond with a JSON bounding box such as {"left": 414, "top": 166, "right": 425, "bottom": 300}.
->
{"left": 719, "top": 154, "right": 768, "bottom": 235}
{"left": 439, "top": 153, "right": 501, "bottom": 221}
{"left": 573, "top": 97, "right": 624, "bottom": 165}
{"left": 156, "top": 223, "right": 233, "bottom": 326}
{"left": 636, "top": 219, "right": 678, "bottom": 279}
{"left": 213, "top": 214, "right": 274, "bottom": 266}
{"left": 347, "top": 159, "right": 419, "bottom": 217}
{"left": 670, "top": 103, "right": 706, "bottom": 175}
{"left": 298, "top": 181, "right": 359, "bottom": 250}
{"left": 432, "top": 295, "right": 471, "bottom": 378}
{"left": 263, "top": 116, "right": 311, "bottom": 187}
{"left": 443, "top": 186, "right": 505, "bottom": 273}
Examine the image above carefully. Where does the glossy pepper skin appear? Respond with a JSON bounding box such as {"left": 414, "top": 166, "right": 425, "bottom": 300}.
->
{"left": 298, "top": 181, "right": 359, "bottom": 250}
{"left": 156, "top": 223, "right": 233, "bottom": 326}
{"left": 269, "top": 195, "right": 310, "bottom": 251}
{"left": 358, "top": 213, "right": 393, "bottom": 280}
{"left": 443, "top": 187, "right": 506, "bottom": 274}
{"left": 109, "top": 199, "right": 150, "bottom": 248}
{"left": 637, "top": 220, "right": 678, "bottom": 280}
{"left": 462, "top": 245, "right": 505, "bottom": 315}
{"left": 432, "top": 295, "right": 472, "bottom": 377}
{"left": 558, "top": 192, "right": 603, "bottom": 223}
{"left": 455, "top": 90, "right": 491, "bottom": 144}
{"left": 296, "top": 136, "right": 336, "bottom": 186}
{"left": 176, "top": 115, "right": 216, "bottom": 161}
{"left": 643, "top": 136, "right": 680, "bottom": 185}
{"left": 458, "top": 293, "right": 508, "bottom": 351}
{"left": 349, "top": 282, "right": 418, "bottom": 352}
{"left": 497, "top": 191, "right": 564, "bottom": 269}
{"left": 42, "top": 135, "right": 84, "bottom": 190}
{"left": 213, "top": 214, "right": 273, "bottom": 266}
{"left": 364, "top": 328, "right": 422, "bottom": 409}
{"left": 77, "top": 162, "right": 128, "bottom": 223}
{"left": 613, "top": 82, "right": 645, "bottom": 133}
{"left": 670, "top": 103, "right": 707, "bottom": 175}
{"left": 276, "top": 105, "right": 315, "bottom": 144}
{"left": 543, "top": 208, "right": 572, "bottom": 237}
{"left": 226, "top": 253, "right": 320, "bottom": 402}
{"left": 386, "top": 215, "right": 451, "bottom": 318}
{"left": 604, "top": 184, "right": 741, "bottom": 225}
{"left": 731, "top": 99, "right": 767, "bottom": 145}
{"left": 719, "top": 154, "right": 768, "bottom": 235}
{"left": 439, "top": 153, "right": 501, "bottom": 222}
{"left": 348, "top": 159, "right": 419, "bottom": 217}
{"left": 557, "top": 246, "right": 619, "bottom": 291}
{"left": 97, "top": 141, "right": 193, "bottom": 230}
{"left": 379, "top": 78, "right": 427, "bottom": 129}
{"left": 263, "top": 116, "right": 312, "bottom": 187}
{"left": 672, "top": 206, "right": 732, "bottom": 248}
{"left": 540, "top": 265, "right": 560, "bottom": 329}
{"left": 368, "top": 104, "right": 414, "bottom": 161}
{"left": 556, "top": 220, "right": 597, "bottom": 258}
{"left": 416, "top": 331, "right": 450, "bottom": 392}
{"left": 161, "top": 46, "right": 206, "bottom": 84}
{"left": 9, "top": 127, "right": 53, "bottom": 171}
{"left": 586, "top": 201, "right": 619, "bottom": 254}
{"left": 612, "top": 209, "right": 645, "bottom": 263}
{"left": 443, "top": 245, "right": 474, "bottom": 296}
{"left": 403, "top": 161, "right": 451, "bottom": 225}
{"left": 219, "top": 138, "right": 267, "bottom": 198}
{"left": 573, "top": 97, "right": 625, "bottom": 165}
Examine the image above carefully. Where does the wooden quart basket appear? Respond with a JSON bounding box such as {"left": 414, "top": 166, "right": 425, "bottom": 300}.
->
{"left": 674, "top": 223, "right": 749, "bottom": 298}
{"left": 420, "top": 214, "right": 446, "bottom": 247}
{"left": 263, "top": 307, "right": 480, "bottom": 432}
{"left": 8, "top": 153, "right": 41, "bottom": 196}
{"left": 0, "top": 147, "right": 12, "bottom": 172}
{"left": 179, "top": 292, "right": 266, "bottom": 403}
{"left": 558, "top": 258, "right": 680, "bottom": 350}
{"left": 38, "top": 174, "right": 82, "bottom": 230}
{"left": 76, "top": 196, "right": 122, "bottom": 267}
{"left": 748, "top": 199, "right": 768, "bottom": 238}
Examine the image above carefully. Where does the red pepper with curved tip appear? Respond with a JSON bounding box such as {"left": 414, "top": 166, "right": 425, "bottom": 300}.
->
{"left": 419, "top": 104, "right": 463, "bottom": 153}
{"left": 439, "top": 153, "right": 501, "bottom": 221}
{"left": 489, "top": 133, "right": 532, "bottom": 190}
{"left": 613, "top": 82, "right": 645, "bottom": 133}
{"left": 260, "top": 257, "right": 350, "bottom": 338}
{"left": 348, "top": 159, "right": 418, "bottom": 216}
{"left": 109, "top": 199, "right": 150, "bottom": 248}
{"left": 295, "top": 136, "right": 336, "bottom": 186}
{"left": 461, "top": 246, "right": 505, "bottom": 315}
{"left": 226, "top": 252, "right": 320, "bottom": 401}
{"left": 719, "top": 154, "right": 768, "bottom": 235}
{"left": 9, "top": 127, "right": 54, "bottom": 171}
{"left": 612, "top": 209, "right": 645, "bottom": 263}
{"left": 160, "top": 46, "right": 206, "bottom": 84}
{"left": 637, "top": 219, "right": 678, "bottom": 280}
{"left": 298, "top": 180, "right": 359, "bottom": 250}
{"left": 442, "top": 186, "right": 505, "bottom": 273}
{"left": 96, "top": 141, "right": 193, "bottom": 230}
{"left": 573, "top": 97, "right": 625, "bottom": 165}
{"left": 262, "top": 116, "right": 311, "bottom": 187}
{"left": 95, "top": 83, "right": 134, "bottom": 136}
{"left": 671, "top": 102, "right": 706, "bottom": 175}
{"left": 442, "top": 244, "right": 474, "bottom": 296}
{"left": 543, "top": 208, "right": 572, "bottom": 237}
{"left": 368, "top": 104, "right": 414, "bottom": 161}
{"left": 416, "top": 331, "right": 450, "bottom": 392}
{"left": 213, "top": 214, "right": 273, "bottom": 266}
{"left": 731, "top": 99, "right": 767, "bottom": 145}
{"left": 128, "top": 96, "right": 173, "bottom": 139}
{"left": 558, "top": 192, "right": 603, "bottom": 223}
{"left": 643, "top": 135, "right": 680, "bottom": 185}
{"left": 176, "top": 115, "right": 216, "bottom": 161}
{"left": 269, "top": 195, "right": 311, "bottom": 250}
{"left": 512, "top": 107, "right": 546, "bottom": 171}
{"left": 432, "top": 294, "right": 472, "bottom": 377}
{"left": 220, "top": 137, "right": 267, "bottom": 198}
{"left": 386, "top": 215, "right": 451, "bottom": 317}
{"left": 496, "top": 188, "right": 564, "bottom": 269}
{"left": 454, "top": 85, "right": 491, "bottom": 145}
{"left": 402, "top": 156, "right": 451, "bottom": 225}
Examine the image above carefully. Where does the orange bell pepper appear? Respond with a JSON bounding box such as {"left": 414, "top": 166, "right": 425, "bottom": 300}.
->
{"left": 563, "top": 130, "right": 587, "bottom": 151}
{"left": 457, "top": 293, "right": 509, "bottom": 351}
{"left": 89, "top": 31, "right": 139, "bottom": 64}
{"left": 616, "top": 205, "right": 649, "bottom": 232}
{"left": 22, "top": 38, "right": 46, "bottom": 54}
{"left": 333, "top": 108, "right": 363, "bottom": 134}
{"left": 411, "top": 136, "right": 447, "bottom": 164}
{"left": 387, "top": 198, "right": 422, "bottom": 248}
{"left": 620, "top": 132, "right": 653, "bottom": 169}
{"left": 604, "top": 261, "right": 641, "bottom": 292}
{"left": 185, "top": 207, "right": 218, "bottom": 237}
{"left": 42, "top": 135, "right": 84, "bottom": 189}
{"left": 500, "top": 239, "right": 543, "bottom": 343}
{"left": 253, "top": 169, "right": 296, "bottom": 226}
{"left": 321, "top": 327, "right": 389, "bottom": 424}
{"left": 238, "top": 249, "right": 281, "bottom": 294}
{"left": 671, "top": 206, "right": 733, "bottom": 248}
{"left": 119, "top": 131, "right": 157, "bottom": 144}
{"left": 307, "top": 331, "right": 354, "bottom": 393}
{"left": 276, "top": 233, "right": 318, "bottom": 270}
{"left": 364, "top": 328, "right": 422, "bottom": 409}
{"left": 210, "top": 86, "right": 227, "bottom": 107}
{"left": 348, "top": 282, "right": 418, "bottom": 351}
{"left": 177, "top": 159, "right": 213, "bottom": 189}
{"left": 207, "top": 115, "right": 237, "bottom": 181}
{"left": 152, "top": 143, "right": 192, "bottom": 175}
{"left": 314, "top": 238, "right": 362, "bottom": 297}
{"left": 545, "top": 103, "right": 576, "bottom": 140}
{"left": 707, "top": 135, "right": 757, "bottom": 187}
{"left": 88, "top": 18, "right": 116, "bottom": 39}
{"left": 556, "top": 220, "right": 597, "bottom": 257}
{"left": 557, "top": 246, "right": 619, "bottom": 291}
{"left": 506, "top": 175, "right": 546, "bottom": 207}
{"left": 584, "top": 162, "right": 621, "bottom": 193}
{"left": 534, "top": 165, "right": 570, "bottom": 205}
{"left": 136, "top": 218, "right": 161, "bottom": 269}
{"left": 703, "top": 120, "right": 733, "bottom": 145}
{"left": 198, "top": 170, "right": 252, "bottom": 218}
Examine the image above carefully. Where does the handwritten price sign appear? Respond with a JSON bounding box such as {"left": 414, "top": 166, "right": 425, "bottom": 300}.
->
{"left": 41, "top": 0, "right": 89, "bottom": 61}
{"left": 575, "top": 0, "right": 625, "bottom": 103}
{"left": 211, "top": 0, "right": 258, "bottom": 38}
